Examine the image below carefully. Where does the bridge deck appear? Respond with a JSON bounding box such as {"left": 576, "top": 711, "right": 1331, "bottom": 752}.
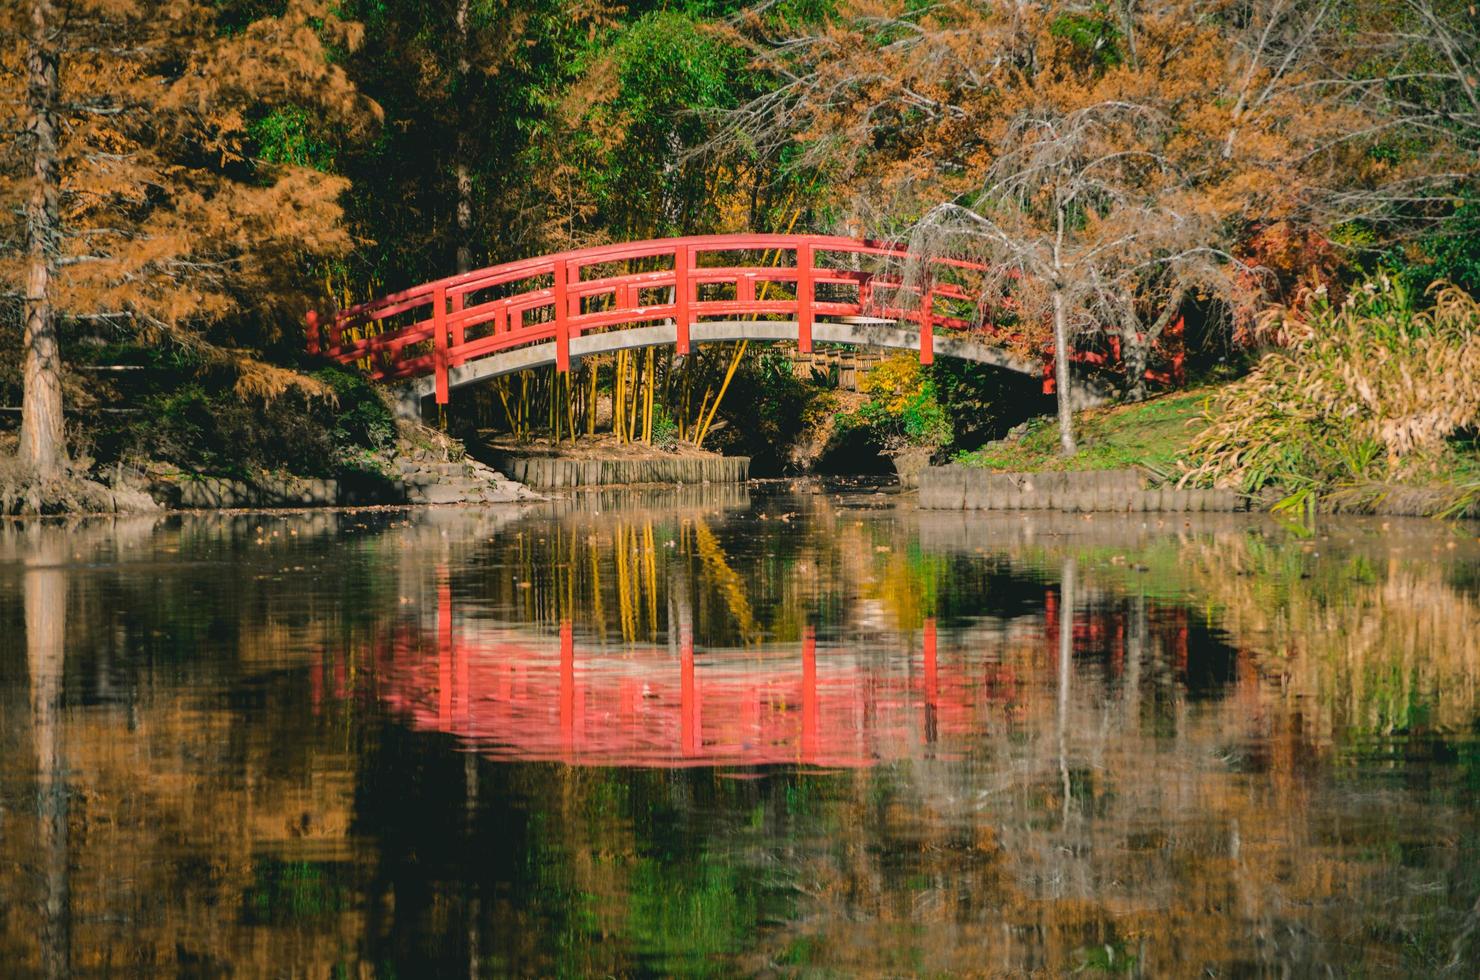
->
{"left": 308, "top": 233, "right": 1042, "bottom": 416}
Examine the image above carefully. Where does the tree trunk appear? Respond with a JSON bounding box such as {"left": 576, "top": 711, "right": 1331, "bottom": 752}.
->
{"left": 1121, "top": 288, "right": 1182, "bottom": 402}
{"left": 453, "top": 0, "right": 473, "bottom": 274}
{"left": 20, "top": 0, "right": 66, "bottom": 477}
{"left": 1052, "top": 286, "right": 1076, "bottom": 456}
{"left": 1121, "top": 328, "right": 1150, "bottom": 402}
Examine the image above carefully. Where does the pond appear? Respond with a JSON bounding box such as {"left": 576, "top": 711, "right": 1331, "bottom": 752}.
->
{"left": 1, "top": 486, "right": 1478, "bottom": 976}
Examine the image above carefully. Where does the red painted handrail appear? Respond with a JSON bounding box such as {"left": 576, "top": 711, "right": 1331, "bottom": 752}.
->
{"left": 307, "top": 234, "right": 993, "bottom": 405}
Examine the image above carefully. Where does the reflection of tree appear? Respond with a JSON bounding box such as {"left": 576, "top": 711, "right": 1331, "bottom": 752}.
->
{"left": 0, "top": 519, "right": 373, "bottom": 974}
{"left": 736, "top": 519, "right": 1480, "bottom": 975}
{"left": 1, "top": 505, "right": 1475, "bottom": 974}
{"left": 26, "top": 532, "right": 70, "bottom": 979}
{"left": 1176, "top": 531, "right": 1480, "bottom": 736}
{"left": 691, "top": 520, "right": 758, "bottom": 642}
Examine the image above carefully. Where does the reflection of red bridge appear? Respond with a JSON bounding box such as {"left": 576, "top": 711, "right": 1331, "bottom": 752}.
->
{"left": 310, "top": 583, "right": 1196, "bottom": 768}
{"left": 374, "top": 613, "right": 996, "bottom": 768}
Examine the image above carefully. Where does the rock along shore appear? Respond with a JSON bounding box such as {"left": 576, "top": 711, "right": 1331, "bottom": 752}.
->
{"left": 152, "top": 452, "right": 535, "bottom": 510}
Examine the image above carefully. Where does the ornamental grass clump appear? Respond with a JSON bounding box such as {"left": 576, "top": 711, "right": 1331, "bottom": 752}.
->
{"left": 1180, "top": 277, "right": 1480, "bottom": 508}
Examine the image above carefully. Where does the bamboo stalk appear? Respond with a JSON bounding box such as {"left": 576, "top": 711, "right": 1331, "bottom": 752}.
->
{"left": 521, "top": 372, "right": 530, "bottom": 440}
{"left": 692, "top": 381, "right": 715, "bottom": 440}
{"left": 565, "top": 369, "right": 576, "bottom": 445}
{"left": 627, "top": 349, "right": 640, "bottom": 443}
{"left": 614, "top": 350, "right": 626, "bottom": 442}
{"left": 642, "top": 347, "right": 655, "bottom": 444}
{"left": 587, "top": 360, "right": 598, "bottom": 435}
{"left": 494, "top": 378, "right": 515, "bottom": 433}
{"left": 695, "top": 341, "right": 747, "bottom": 448}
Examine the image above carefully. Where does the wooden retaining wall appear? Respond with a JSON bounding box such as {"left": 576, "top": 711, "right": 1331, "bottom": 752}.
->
{"left": 918, "top": 466, "right": 1250, "bottom": 513}
{"left": 490, "top": 453, "right": 750, "bottom": 490}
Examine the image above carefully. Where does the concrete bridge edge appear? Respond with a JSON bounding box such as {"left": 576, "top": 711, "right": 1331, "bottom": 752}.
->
{"left": 391, "top": 319, "right": 1040, "bottom": 421}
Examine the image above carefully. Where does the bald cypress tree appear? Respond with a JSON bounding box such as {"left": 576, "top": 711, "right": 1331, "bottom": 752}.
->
{"left": 1, "top": 0, "right": 376, "bottom": 475}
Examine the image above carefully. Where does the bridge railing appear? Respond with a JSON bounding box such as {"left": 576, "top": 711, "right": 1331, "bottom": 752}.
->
{"left": 307, "top": 234, "right": 993, "bottom": 405}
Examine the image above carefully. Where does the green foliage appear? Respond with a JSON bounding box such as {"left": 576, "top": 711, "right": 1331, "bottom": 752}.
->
{"left": 319, "top": 366, "right": 398, "bottom": 470}
{"left": 249, "top": 105, "right": 338, "bottom": 169}
{"left": 651, "top": 404, "right": 679, "bottom": 451}
{"left": 244, "top": 859, "right": 353, "bottom": 924}
{"left": 117, "top": 364, "right": 395, "bottom": 479}
{"left": 532, "top": 9, "right": 754, "bottom": 239}
{"left": 1405, "top": 194, "right": 1480, "bottom": 295}
{"left": 626, "top": 855, "right": 758, "bottom": 975}
{"left": 714, "top": 347, "right": 823, "bottom": 471}
{"left": 1048, "top": 3, "right": 1124, "bottom": 69}
{"left": 838, "top": 355, "right": 953, "bottom": 451}
{"left": 928, "top": 359, "right": 1043, "bottom": 451}
{"left": 955, "top": 389, "right": 1209, "bottom": 475}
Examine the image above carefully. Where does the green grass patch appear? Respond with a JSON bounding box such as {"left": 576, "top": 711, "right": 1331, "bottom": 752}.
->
{"left": 954, "top": 389, "right": 1211, "bottom": 476}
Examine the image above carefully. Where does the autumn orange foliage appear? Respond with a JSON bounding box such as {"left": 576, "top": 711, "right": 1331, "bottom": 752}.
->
{"left": 0, "top": 0, "right": 379, "bottom": 399}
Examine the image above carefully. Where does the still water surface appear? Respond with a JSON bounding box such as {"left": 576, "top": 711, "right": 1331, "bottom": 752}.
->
{"left": 1, "top": 485, "right": 1478, "bottom": 976}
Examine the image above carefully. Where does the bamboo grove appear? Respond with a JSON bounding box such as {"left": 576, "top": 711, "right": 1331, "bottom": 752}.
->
{"left": 463, "top": 343, "right": 749, "bottom": 449}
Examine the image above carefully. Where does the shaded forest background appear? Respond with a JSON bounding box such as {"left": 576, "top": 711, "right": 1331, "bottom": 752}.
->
{"left": 1, "top": 0, "right": 1477, "bottom": 487}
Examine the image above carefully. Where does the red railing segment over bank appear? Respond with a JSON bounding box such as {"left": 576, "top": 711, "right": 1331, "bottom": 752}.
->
{"left": 306, "top": 233, "right": 994, "bottom": 405}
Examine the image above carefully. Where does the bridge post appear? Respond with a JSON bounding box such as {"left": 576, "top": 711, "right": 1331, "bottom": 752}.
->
{"left": 305, "top": 310, "right": 319, "bottom": 356}
{"left": 801, "top": 626, "right": 818, "bottom": 763}
{"left": 919, "top": 287, "right": 935, "bottom": 366}
{"left": 450, "top": 290, "right": 466, "bottom": 348}
{"left": 432, "top": 283, "right": 450, "bottom": 404}
{"left": 797, "top": 243, "right": 814, "bottom": 354}
{"left": 680, "top": 629, "right": 698, "bottom": 758}
{"left": 559, "top": 619, "right": 575, "bottom": 754}
{"left": 675, "top": 245, "right": 691, "bottom": 355}
{"left": 553, "top": 258, "right": 571, "bottom": 372}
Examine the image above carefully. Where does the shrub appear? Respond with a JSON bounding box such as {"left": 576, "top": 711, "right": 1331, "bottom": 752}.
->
{"left": 840, "top": 355, "right": 953, "bottom": 451}
{"left": 651, "top": 404, "right": 680, "bottom": 451}
{"left": 129, "top": 366, "right": 396, "bottom": 478}
{"left": 1180, "top": 276, "right": 1480, "bottom": 501}
{"left": 712, "top": 347, "right": 822, "bottom": 471}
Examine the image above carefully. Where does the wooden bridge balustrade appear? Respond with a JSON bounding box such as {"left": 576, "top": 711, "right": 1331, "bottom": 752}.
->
{"left": 308, "top": 233, "right": 1187, "bottom": 410}
{"left": 308, "top": 234, "right": 988, "bottom": 408}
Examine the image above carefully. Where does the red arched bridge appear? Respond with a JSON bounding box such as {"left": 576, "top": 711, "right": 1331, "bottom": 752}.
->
{"left": 307, "top": 233, "right": 1049, "bottom": 418}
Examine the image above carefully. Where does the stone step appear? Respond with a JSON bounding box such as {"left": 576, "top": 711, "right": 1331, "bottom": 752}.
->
{"left": 408, "top": 461, "right": 471, "bottom": 477}
{"left": 407, "top": 484, "right": 470, "bottom": 506}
